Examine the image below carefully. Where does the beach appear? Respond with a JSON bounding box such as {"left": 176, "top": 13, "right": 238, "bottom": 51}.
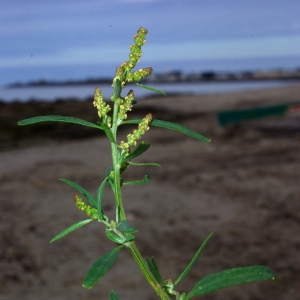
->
{"left": 1, "top": 83, "right": 300, "bottom": 300}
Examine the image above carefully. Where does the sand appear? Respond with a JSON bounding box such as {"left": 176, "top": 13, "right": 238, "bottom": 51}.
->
{"left": 1, "top": 83, "right": 300, "bottom": 300}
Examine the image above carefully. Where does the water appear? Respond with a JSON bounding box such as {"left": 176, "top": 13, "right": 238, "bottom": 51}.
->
{"left": 0, "top": 80, "right": 297, "bottom": 103}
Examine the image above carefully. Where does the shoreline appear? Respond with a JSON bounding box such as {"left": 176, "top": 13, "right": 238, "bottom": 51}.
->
{"left": 1, "top": 80, "right": 298, "bottom": 103}
{"left": 1, "top": 84, "right": 299, "bottom": 151}
{"left": 6, "top": 78, "right": 299, "bottom": 88}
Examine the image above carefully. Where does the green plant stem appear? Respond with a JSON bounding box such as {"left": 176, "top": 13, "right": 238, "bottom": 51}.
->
{"left": 128, "top": 241, "right": 172, "bottom": 300}
{"left": 110, "top": 100, "right": 171, "bottom": 300}
{"left": 110, "top": 101, "right": 126, "bottom": 222}
{"left": 111, "top": 141, "right": 126, "bottom": 222}
{"left": 108, "top": 83, "right": 171, "bottom": 299}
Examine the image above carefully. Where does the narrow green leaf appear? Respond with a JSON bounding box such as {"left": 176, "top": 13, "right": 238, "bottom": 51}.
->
{"left": 151, "top": 258, "right": 164, "bottom": 283}
{"left": 109, "top": 290, "right": 119, "bottom": 300}
{"left": 122, "top": 235, "right": 135, "bottom": 243}
{"left": 50, "top": 219, "right": 93, "bottom": 243}
{"left": 18, "top": 115, "right": 102, "bottom": 129}
{"left": 123, "top": 175, "right": 151, "bottom": 185}
{"left": 186, "top": 266, "right": 276, "bottom": 299}
{"left": 145, "top": 258, "right": 164, "bottom": 285}
{"left": 128, "top": 162, "right": 160, "bottom": 167}
{"left": 59, "top": 178, "right": 97, "bottom": 208}
{"left": 97, "top": 177, "right": 108, "bottom": 221}
{"left": 106, "top": 230, "right": 124, "bottom": 244}
{"left": 117, "top": 220, "right": 138, "bottom": 233}
{"left": 135, "top": 83, "right": 165, "bottom": 95}
{"left": 122, "top": 119, "right": 210, "bottom": 142}
{"left": 83, "top": 246, "right": 123, "bottom": 289}
{"left": 105, "top": 230, "right": 135, "bottom": 244}
{"left": 175, "top": 232, "right": 214, "bottom": 286}
{"left": 122, "top": 142, "right": 150, "bottom": 162}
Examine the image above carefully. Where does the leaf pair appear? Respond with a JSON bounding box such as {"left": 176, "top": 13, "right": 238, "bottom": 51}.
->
{"left": 146, "top": 232, "right": 214, "bottom": 297}
{"left": 50, "top": 177, "right": 109, "bottom": 243}
{"left": 18, "top": 115, "right": 211, "bottom": 143}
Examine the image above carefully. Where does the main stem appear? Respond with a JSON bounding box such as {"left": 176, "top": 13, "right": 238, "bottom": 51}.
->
{"left": 128, "top": 241, "right": 172, "bottom": 300}
{"left": 110, "top": 102, "right": 171, "bottom": 300}
{"left": 111, "top": 101, "right": 126, "bottom": 222}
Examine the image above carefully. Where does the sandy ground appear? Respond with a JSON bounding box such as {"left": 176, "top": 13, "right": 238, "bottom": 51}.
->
{"left": 1, "top": 84, "right": 300, "bottom": 300}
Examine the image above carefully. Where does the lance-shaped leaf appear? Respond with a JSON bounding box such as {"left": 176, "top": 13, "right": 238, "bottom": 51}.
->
{"left": 186, "top": 266, "right": 276, "bottom": 299}
{"left": 50, "top": 219, "right": 93, "bottom": 243}
{"left": 106, "top": 230, "right": 124, "bottom": 244}
{"left": 97, "top": 177, "right": 108, "bottom": 221}
{"left": 18, "top": 115, "right": 102, "bottom": 129}
{"left": 59, "top": 178, "right": 97, "bottom": 208}
{"left": 106, "top": 230, "right": 135, "bottom": 244}
{"left": 129, "top": 162, "right": 160, "bottom": 167}
{"left": 122, "top": 235, "right": 135, "bottom": 243}
{"left": 122, "top": 142, "right": 150, "bottom": 162}
{"left": 109, "top": 290, "right": 120, "bottom": 300}
{"left": 174, "top": 232, "right": 214, "bottom": 286}
{"left": 122, "top": 119, "right": 210, "bottom": 143}
{"left": 145, "top": 257, "right": 164, "bottom": 286}
{"left": 117, "top": 220, "right": 138, "bottom": 233}
{"left": 135, "top": 83, "right": 165, "bottom": 95}
{"left": 83, "top": 246, "right": 123, "bottom": 289}
{"left": 123, "top": 175, "right": 151, "bottom": 185}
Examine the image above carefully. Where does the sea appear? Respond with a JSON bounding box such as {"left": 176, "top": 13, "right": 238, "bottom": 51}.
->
{"left": 0, "top": 80, "right": 298, "bottom": 103}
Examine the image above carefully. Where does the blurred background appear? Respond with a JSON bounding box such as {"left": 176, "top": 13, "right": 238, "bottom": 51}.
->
{"left": 1, "top": 1, "right": 300, "bottom": 300}
{"left": 0, "top": 0, "right": 299, "bottom": 99}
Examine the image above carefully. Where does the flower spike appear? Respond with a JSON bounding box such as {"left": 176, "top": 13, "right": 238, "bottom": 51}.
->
{"left": 74, "top": 194, "right": 98, "bottom": 220}
{"left": 127, "top": 113, "right": 152, "bottom": 146}
{"left": 117, "top": 90, "right": 135, "bottom": 121}
{"left": 110, "top": 27, "right": 150, "bottom": 102}
{"left": 93, "top": 88, "right": 111, "bottom": 118}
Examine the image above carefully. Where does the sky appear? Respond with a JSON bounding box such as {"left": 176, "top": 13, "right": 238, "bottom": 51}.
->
{"left": 1, "top": 0, "right": 299, "bottom": 85}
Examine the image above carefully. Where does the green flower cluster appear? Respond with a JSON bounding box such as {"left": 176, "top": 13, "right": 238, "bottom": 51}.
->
{"left": 111, "top": 27, "right": 152, "bottom": 101}
{"left": 117, "top": 90, "right": 135, "bottom": 120}
{"left": 74, "top": 194, "right": 98, "bottom": 220}
{"left": 93, "top": 87, "right": 111, "bottom": 118}
{"left": 126, "top": 67, "right": 153, "bottom": 82}
{"left": 120, "top": 113, "right": 152, "bottom": 155}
